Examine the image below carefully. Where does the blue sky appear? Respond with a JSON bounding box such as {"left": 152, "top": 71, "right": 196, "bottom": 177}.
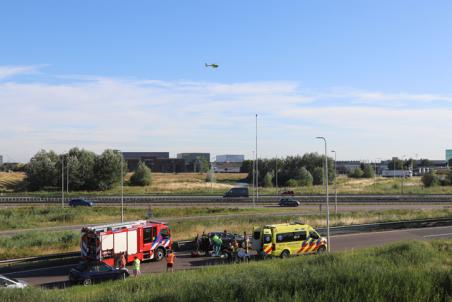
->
{"left": 1, "top": 1, "right": 452, "bottom": 162}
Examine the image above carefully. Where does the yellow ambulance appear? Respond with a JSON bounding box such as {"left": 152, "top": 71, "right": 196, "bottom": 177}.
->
{"left": 252, "top": 222, "right": 327, "bottom": 258}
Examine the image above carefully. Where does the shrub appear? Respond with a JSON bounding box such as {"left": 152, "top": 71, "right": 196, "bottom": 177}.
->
{"left": 285, "top": 179, "right": 298, "bottom": 187}
{"left": 263, "top": 172, "right": 273, "bottom": 187}
{"left": 349, "top": 168, "right": 364, "bottom": 178}
{"left": 312, "top": 167, "right": 324, "bottom": 185}
{"left": 362, "top": 165, "right": 375, "bottom": 178}
{"left": 298, "top": 167, "right": 313, "bottom": 186}
{"left": 421, "top": 171, "right": 439, "bottom": 187}
{"left": 130, "top": 161, "right": 152, "bottom": 186}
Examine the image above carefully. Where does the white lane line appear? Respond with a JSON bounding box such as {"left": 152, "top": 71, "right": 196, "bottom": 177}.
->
{"left": 423, "top": 232, "right": 452, "bottom": 238}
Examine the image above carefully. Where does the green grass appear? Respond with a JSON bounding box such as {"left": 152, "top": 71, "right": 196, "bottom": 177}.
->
{"left": 5, "top": 171, "right": 452, "bottom": 196}
{"left": 1, "top": 207, "right": 451, "bottom": 259}
{"left": 0, "top": 240, "right": 451, "bottom": 301}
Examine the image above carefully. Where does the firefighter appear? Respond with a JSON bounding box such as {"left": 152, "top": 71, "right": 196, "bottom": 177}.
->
{"left": 201, "top": 231, "right": 209, "bottom": 256}
{"left": 166, "top": 249, "right": 175, "bottom": 272}
{"left": 120, "top": 253, "right": 127, "bottom": 269}
{"left": 133, "top": 256, "right": 141, "bottom": 277}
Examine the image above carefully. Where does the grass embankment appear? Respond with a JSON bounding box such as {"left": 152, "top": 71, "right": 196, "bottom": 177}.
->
{"left": 1, "top": 207, "right": 452, "bottom": 260}
{"left": 5, "top": 171, "right": 452, "bottom": 195}
{"left": 1, "top": 240, "right": 451, "bottom": 302}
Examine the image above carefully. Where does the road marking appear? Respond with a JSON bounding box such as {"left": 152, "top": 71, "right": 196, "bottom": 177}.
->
{"left": 423, "top": 232, "right": 452, "bottom": 238}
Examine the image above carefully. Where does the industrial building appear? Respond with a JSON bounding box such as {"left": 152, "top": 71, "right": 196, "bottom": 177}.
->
{"left": 122, "top": 152, "right": 170, "bottom": 171}
{"left": 213, "top": 154, "right": 244, "bottom": 173}
{"left": 446, "top": 149, "right": 452, "bottom": 163}
{"left": 0, "top": 155, "right": 3, "bottom": 166}
{"left": 177, "top": 153, "right": 210, "bottom": 172}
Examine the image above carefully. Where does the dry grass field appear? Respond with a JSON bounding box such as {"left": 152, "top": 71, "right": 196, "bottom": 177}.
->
{"left": 0, "top": 172, "right": 26, "bottom": 192}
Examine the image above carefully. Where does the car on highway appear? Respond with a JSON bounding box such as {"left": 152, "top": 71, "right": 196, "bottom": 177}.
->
{"left": 69, "top": 198, "right": 94, "bottom": 207}
{"left": 223, "top": 187, "right": 249, "bottom": 198}
{"left": 278, "top": 198, "right": 300, "bottom": 207}
{"left": 0, "top": 274, "right": 29, "bottom": 288}
{"left": 69, "top": 261, "right": 129, "bottom": 285}
{"left": 281, "top": 190, "right": 295, "bottom": 196}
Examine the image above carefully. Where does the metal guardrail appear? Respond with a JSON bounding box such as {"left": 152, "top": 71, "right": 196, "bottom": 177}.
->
{"left": 1, "top": 217, "right": 452, "bottom": 268}
{"left": 2, "top": 194, "right": 452, "bottom": 204}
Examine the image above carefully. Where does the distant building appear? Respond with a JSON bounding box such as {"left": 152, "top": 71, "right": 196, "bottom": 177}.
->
{"left": 177, "top": 153, "right": 210, "bottom": 172}
{"left": 122, "top": 152, "right": 169, "bottom": 171}
{"left": 335, "top": 161, "right": 361, "bottom": 174}
{"left": 446, "top": 150, "right": 452, "bottom": 163}
{"left": 0, "top": 155, "right": 3, "bottom": 166}
{"left": 215, "top": 154, "right": 244, "bottom": 163}
{"left": 153, "top": 158, "right": 186, "bottom": 173}
{"left": 212, "top": 154, "right": 244, "bottom": 173}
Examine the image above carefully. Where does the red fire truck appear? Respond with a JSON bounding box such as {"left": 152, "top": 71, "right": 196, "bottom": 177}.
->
{"left": 80, "top": 220, "right": 172, "bottom": 266}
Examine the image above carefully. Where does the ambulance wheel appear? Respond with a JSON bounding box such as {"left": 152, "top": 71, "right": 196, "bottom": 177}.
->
{"left": 280, "top": 250, "right": 290, "bottom": 259}
{"left": 155, "top": 247, "right": 165, "bottom": 261}
{"left": 82, "top": 278, "right": 92, "bottom": 286}
{"left": 317, "top": 246, "right": 326, "bottom": 254}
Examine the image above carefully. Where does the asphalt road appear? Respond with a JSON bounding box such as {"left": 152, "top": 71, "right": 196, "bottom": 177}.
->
{"left": 5, "top": 225, "right": 452, "bottom": 287}
{"left": 0, "top": 203, "right": 450, "bottom": 237}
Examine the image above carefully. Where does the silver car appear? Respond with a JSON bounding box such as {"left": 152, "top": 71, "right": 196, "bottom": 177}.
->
{"left": 0, "top": 274, "right": 29, "bottom": 288}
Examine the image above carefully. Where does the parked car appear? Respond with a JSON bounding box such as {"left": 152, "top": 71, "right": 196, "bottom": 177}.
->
{"left": 69, "top": 261, "right": 129, "bottom": 285}
{"left": 69, "top": 198, "right": 94, "bottom": 207}
{"left": 279, "top": 198, "right": 300, "bottom": 207}
{"left": 0, "top": 274, "right": 28, "bottom": 288}
{"left": 223, "top": 187, "right": 249, "bottom": 198}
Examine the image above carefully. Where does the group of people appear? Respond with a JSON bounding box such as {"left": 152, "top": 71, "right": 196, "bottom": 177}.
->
{"left": 114, "top": 250, "right": 176, "bottom": 277}
{"left": 193, "top": 230, "right": 250, "bottom": 262}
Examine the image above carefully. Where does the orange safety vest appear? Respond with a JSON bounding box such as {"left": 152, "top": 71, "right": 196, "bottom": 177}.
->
{"left": 167, "top": 253, "right": 175, "bottom": 264}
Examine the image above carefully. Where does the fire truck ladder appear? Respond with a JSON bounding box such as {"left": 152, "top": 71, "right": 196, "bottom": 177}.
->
{"left": 88, "top": 220, "right": 148, "bottom": 232}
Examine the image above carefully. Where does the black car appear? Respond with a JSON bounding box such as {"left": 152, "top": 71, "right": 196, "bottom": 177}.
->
{"left": 69, "top": 198, "right": 94, "bottom": 207}
{"left": 279, "top": 198, "right": 300, "bottom": 207}
{"left": 223, "top": 187, "right": 249, "bottom": 198}
{"left": 69, "top": 261, "right": 129, "bottom": 285}
{"left": 207, "top": 232, "right": 245, "bottom": 249}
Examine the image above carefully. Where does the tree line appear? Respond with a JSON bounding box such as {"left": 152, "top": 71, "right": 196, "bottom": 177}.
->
{"left": 241, "top": 153, "right": 336, "bottom": 187}
{"left": 25, "top": 148, "right": 152, "bottom": 191}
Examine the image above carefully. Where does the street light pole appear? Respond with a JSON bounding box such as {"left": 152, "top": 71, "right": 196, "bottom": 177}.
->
{"left": 331, "top": 150, "right": 337, "bottom": 214}
{"left": 67, "top": 156, "right": 69, "bottom": 195}
{"left": 316, "top": 137, "right": 330, "bottom": 252}
{"left": 61, "top": 155, "right": 65, "bottom": 208}
{"left": 275, "top": 155, "right": 278, "bottom": 195}
{"left": 121, "top": 154, "right": 124, "bottom": 222}
{"left": 252, "top": 151, "right": 255, "bottom": 207}
{"left": 255, "top": 113, "right": 258, "bottom": 206}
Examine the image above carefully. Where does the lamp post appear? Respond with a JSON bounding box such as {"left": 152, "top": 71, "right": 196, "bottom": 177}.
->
{"left": 114, "top": 149, "right": 125, "bottom": 222}
{"left": 252, "top": 151, "right": 255, "bottom": 207}
{"left": 275, "top": 155, "right": 278, "bottom": 195}
{"left": 331, "top": 150, "right": 337, "bottom": 214}
{"left": 61, "top": 154, "right": 65, "bottom": 208}
{"left": 401, "top": 154, "right": 406, "bottom": 195}
{"left": 316, "top": 136, "right": 330, "bottom": 252}
{"left": 255, "top": 114, "right": 258, "bottom": 205}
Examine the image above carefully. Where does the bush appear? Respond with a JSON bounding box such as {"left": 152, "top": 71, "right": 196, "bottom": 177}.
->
{"left": 205, "top": 169, "right": 216, "bottom": 183}
{"left": 421, "top": 171, "right": 439, "bottom": 187}
{"left": 362, "top": 165, "right": 375, "bottom": 178}
{"left": 130, "top": 161, "right": 152, "bottom": 186}
{"left": 263, "top": 172, "right": 273, "bottom": 187}
{"left": 285, "top": 179, "right": 298, "bottom": 187}
{"left": 349, "top": 168, "right": 364, "bottom": 178}
{"left": 298, "top": 167, "right": 313, "bottom": 186}
{"left": 312, "top": 167, "right": 324, "bottom": 185}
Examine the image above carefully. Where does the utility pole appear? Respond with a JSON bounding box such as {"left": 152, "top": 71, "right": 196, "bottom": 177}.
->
{"left": 275, "top": 155, "right": 278, "bottom": 195}
{"left": 252, "top": 151, "right": 255, "bottom": 207}
{"left": 67, "top": 156, "right": 69, "bottom": 195}
{"left": 331, "top": 150, "right": 337, "bottom": 214}
{"left": 61, "top": 155, "right": 65, "bottom": 208}
{"left": 255, "top": 114, "right": 258, "bottom": 205}
{"left": 316, "top": 137, "right": 330, "bottom": 252}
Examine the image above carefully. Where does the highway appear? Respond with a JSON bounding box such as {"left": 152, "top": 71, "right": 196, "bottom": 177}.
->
{"left": 4, "top": 225, "right": 452, "bottom": 288}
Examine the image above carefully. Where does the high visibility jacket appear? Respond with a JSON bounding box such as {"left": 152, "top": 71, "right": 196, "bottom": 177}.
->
{"left": 133, "top": 258, "right": 140, "bottom": 270}
{"left": 167, "top": 253, "right": 175, "bottom": 264}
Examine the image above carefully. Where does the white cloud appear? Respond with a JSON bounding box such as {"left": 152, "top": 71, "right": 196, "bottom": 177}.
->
{"left": 0, "top": 70, "right": 451, "bottom": 162}
{"left": 0, "top": 65, "right": 44, "bottom": 80}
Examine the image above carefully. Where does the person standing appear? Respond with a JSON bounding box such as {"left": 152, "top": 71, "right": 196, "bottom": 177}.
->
{"left": 120, "top": 253, "right": 127, "bottom": 269}
{"left": 166, "top": 250, "right": 176, "bottom": 272}
{"left": 133, "top": 256, "right": 141, "bottom": 277}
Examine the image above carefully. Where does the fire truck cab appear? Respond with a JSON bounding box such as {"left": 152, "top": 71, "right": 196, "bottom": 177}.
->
{"left": 81, "top": 220, "right": 172, "bottom": 267}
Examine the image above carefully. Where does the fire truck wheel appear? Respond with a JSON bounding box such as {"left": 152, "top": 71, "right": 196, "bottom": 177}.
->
{"left": 155, "top": 247, "right": 165, "bottom": 261}
{"left": 82, "top": 278, "right": 92, "bottom": 286}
